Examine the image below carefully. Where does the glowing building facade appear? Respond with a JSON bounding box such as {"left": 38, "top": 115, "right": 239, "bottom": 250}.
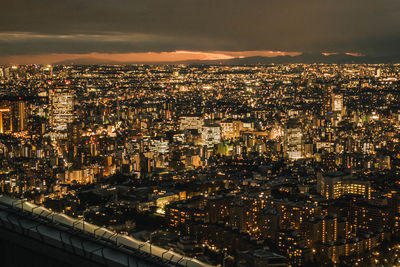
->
{"left": 284, "top": 119, "right": 303, "bottom": 160}
{"left": 50, "top": 88, "right": 75, "bottom": 132}
{"left": 317, "top": 171, "right": 371, "bottom": 200}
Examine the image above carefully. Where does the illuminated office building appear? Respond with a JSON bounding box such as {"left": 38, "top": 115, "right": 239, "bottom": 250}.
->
{"left": 12, "top": 101, "right": 26, "bottom": 132}
{"left": 284, "top": 119, "right": 303, "bottom": 160}
{"left": 0, "top": 107, "right": 11, "bottom": 134}
{"left": 331, "top": 94, "right": 343, "bottom": 113}
{"left": 50, "top": 88, "right": 75, "bottom": 132}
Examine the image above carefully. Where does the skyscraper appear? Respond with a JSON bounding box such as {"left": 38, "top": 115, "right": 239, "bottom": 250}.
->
{"left": 12, "top": 101, "right": 26, "bottom": 132}
{"left": 50, "top": 87, "right": 75, "bottom": 132}
{"left": 331, "top": 94, "right": 343, "bottom": 113}
{"left": 284, "top": 119, "right": 303, "bottom": 160}
{"left": 0, "top": 107, "right": 10, "bottom": 134}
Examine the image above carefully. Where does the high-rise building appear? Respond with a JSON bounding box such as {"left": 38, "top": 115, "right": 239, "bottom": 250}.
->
{"left": 284, "top": 119, "right": 303, "bottom": 160}
{"left": 0, "top": 107, "right": 11, "bottom": 134}
{"left": 331, "top": 94, "right": 343, "bottom": 113}
{"left": 0, "top": 100, "right": 13, "bottom": 134}
{"left": 12, "top": 101, "right": 26, "bottom": 132}
{"left": 50, "top": 88, "right": 75, "bottom": 132}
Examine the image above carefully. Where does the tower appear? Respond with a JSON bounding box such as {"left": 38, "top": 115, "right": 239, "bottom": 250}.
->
{"left": 50, "top": 86, "right": 75, "bottom": 132}
{"left": 0, "top": 108, "right": 11, "bottom": 134}
{"left": 331, "top": 94, "right": 343, "bottom": 113}
{"left": 284, "top": 119, "right": 303, "bottom": 160}
{"left": 12, "top": 101, "right": 26, "bottom": 132}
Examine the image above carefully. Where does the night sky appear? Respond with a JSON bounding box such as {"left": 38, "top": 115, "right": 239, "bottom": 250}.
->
{"left": 1, "top": 0, "right": 400, "bottom": 64}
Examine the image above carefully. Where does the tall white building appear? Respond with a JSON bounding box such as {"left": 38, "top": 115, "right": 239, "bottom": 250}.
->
{"left": 331, "top": 94, "right": 343, "bottom": 112}
{"left": 50, "top": 88, "right": 75, "bottom": 132}
{"left": 284, "top": 120, "right": 303, "bottom": 160}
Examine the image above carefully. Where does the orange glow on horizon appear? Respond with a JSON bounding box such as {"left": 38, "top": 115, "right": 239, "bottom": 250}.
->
{"left": 322, "top": 52, "right": 364, "bottom": 57}
{"left": 0, "top": 50, "right": 301, "bottom": 65}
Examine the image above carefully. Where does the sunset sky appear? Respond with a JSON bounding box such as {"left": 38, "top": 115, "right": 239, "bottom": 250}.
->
{"left": 1, "top": 0, "right": 400, "bottom": 64}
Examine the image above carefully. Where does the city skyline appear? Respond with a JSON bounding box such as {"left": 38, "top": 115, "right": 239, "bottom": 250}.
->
{"left": 2, "top": 1, "right": 400, "bottom": 266}
{"left": 1, "top": 63, "right": 400, "bottom": 266}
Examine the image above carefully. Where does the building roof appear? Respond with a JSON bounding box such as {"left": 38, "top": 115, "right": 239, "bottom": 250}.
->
{"left": 0, "top": 195, "right": 214, "bottom": 267}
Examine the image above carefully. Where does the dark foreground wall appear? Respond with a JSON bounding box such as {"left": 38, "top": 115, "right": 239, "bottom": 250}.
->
{"left": 0, "top": 227, "right": 105, "bottom": 267}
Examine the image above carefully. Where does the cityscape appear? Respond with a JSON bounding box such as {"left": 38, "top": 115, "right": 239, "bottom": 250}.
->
{"left": 0, "top": 64, "right": 400, "bottom": 266}
{"left": 2, "top": 0, "right": 400, "bottom": 266}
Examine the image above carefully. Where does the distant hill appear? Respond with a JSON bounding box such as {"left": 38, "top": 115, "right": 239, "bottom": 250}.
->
{"left": 191, "top": 53, "right": 400, "bottom": 65}
{"left": 53, "top": 53, "right": 400, "bottom": 65}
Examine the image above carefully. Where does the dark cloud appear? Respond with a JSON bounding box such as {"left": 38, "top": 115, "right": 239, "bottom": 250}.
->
{"left": 1, "top": 0, "right": 400, "bottom": 57}
{"left": 0, "top": 33, "right": 228, "bottom": 55}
